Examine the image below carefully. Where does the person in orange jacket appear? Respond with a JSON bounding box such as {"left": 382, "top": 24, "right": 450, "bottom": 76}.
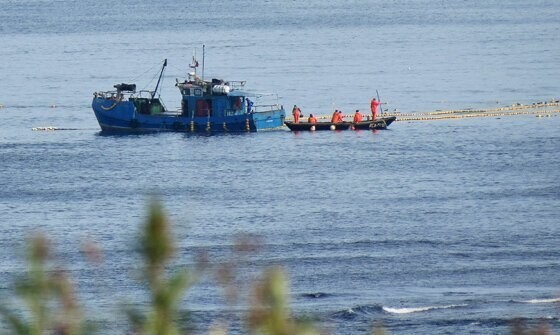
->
{"left": 331, "top": 109, "right": 339, "bottom": 123}
{"left": 370, "top": 98, "right": 381, "bottom": 120}
{"left": 332, "top": 110, "right": 344, "bottom": 123}
{"left": 308, "top": 114, "right": 317, "bottom": 123}
{"left": 353, "top": 110, "right": 363, "bottom": 123}
{"left": 292, "top": 105, "right": 302, "bottom": 123}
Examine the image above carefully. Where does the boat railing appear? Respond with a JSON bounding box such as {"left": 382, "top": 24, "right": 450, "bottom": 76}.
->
{"left": 94, "top": 91, "right": 123, "bottom": 100}
{"left": 94, "top": 89, "right": 157, "bottom": 100}
{"left": 226, "top": 81, "right": 246, "bottom": 90}
{"left": 254, "top": 104, "right": 283, "bottom": 113}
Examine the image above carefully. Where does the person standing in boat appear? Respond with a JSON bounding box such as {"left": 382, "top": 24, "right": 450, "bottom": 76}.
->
{"left": 370, "top": 98, "right": 381, "bottom": 120}
{"left": 246, "top": 98, "right": 254, "bottom": 114}
{"left": 308, "top": 114, "right": 317, "bottom": 123}
{"left": 353, "top": 110, "right": 363, "bottom": 123}
{"left": 292, "top": 105, "right": 302, "bottom": 123}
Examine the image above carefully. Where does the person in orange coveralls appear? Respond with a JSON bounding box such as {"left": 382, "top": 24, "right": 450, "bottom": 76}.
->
{"left": 308, "top": 114, "right": 317, "bottom": 123}
{"left": 331, "top": 110, "right": 344, "bottom": 123}
{"left": 331, "top": 110, "right": 339, "bottom": 123}
{"left": 292, "top": 105, "right": 302, "bottom": 123}
{"left": 353, "top": 110, "right": 363, "bottom": 123}
{"left": 370, "top": 98, "right": 380, "bottom": 120}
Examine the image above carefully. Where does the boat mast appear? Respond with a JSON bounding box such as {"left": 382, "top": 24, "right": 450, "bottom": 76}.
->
{"left": 189, "top": 49, "right": 199, "bottom": 79}
{"left": 152, "top": 58, "right": 167, "bottom": 99}
{"left": 202, "top": 44, "right": 205, "bottom": 82}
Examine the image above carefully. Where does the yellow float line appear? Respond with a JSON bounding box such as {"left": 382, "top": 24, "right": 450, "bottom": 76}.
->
{"left": 396, "top": 109, "right": 560, "bottom": 121}
{"left": 32, "top": 126, "right": 60, "bottom": 131}
{"left": 384, "top": 101, "right": 560, "bottom": 118}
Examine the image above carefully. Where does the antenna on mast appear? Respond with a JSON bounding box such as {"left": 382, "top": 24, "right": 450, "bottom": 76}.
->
{"left": 189, "top": 49, "right": 199, "bottom": 79}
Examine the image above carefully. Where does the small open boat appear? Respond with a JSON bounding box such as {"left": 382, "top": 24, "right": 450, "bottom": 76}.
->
{"left": 352, "top": 116, "right": 397, "bottom": 130}
{"left": 284, "top": 116, "right": 396, "bottom": 131}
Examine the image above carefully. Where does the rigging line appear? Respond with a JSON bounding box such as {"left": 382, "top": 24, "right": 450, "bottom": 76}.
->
{"left": 128, "top": 62, "right": 161, "bottom": 83}
{"left": 167, "top": 64, "right": 187, "bottom": 76}
{"left": 141, "top": 69, "right": 161, "bottom": 92}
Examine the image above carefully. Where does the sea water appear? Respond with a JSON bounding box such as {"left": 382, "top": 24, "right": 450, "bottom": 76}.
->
{"left": 1, "top": 0, "right": 560, "bottom": 334}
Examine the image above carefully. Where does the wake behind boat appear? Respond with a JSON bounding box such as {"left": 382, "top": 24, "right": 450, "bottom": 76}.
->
{"left": 284, "top": 116, "right": 396, "bottom": 131}
{"left": 92, "top": 50, "right": 285, "bottom": 133}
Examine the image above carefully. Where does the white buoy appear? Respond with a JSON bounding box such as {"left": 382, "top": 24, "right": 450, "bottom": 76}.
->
{"left": 310, "top": 125, "right": 316, "bottom": 131}
{"left": 330, "top": 125, "right": 336, "bottom": 130}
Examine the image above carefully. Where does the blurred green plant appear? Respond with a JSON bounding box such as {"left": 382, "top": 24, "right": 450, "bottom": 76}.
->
{"left": 247, "top": 267, "right": 319, "bottom": 335}
{"left": 126, "top": 201, "right": 193, "bottom": 335}
{"left": 0, "top": 234, "right": 88, "bottom": 335}
{"left": 511, "top": 318, "right": 550, "bottom": 335}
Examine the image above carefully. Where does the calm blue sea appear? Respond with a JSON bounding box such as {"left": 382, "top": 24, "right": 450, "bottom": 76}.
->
{"left": 1, "top": 0, "right": 560, "bottom": 334}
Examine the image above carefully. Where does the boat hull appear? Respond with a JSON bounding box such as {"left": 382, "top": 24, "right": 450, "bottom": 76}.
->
{"left": 284, "top": 117, "right": 396, "bottom": 131}
{"left": 92, "top": 98, "right": 285, "bottom": 133}
{"left": 284, "top": 122, "right": 352, "bottom": 131}
{"left": 352, "top": 116, "right": 397, "bottom": 130}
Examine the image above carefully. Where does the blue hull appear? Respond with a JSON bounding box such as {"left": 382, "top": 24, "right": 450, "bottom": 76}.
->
{"left": 92, "top": 98, "right": 285, "bottom": 133}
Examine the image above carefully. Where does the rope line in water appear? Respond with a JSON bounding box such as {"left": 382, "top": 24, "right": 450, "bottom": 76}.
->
{"left": 387, "top": 101, "right": 560, "bottom": 118}
{"left": 396, "top": 109, "right": 560, "bottom": 121}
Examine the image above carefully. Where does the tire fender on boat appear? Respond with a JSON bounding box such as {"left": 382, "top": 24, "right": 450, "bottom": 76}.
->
{"left": 100, "top": 95, "right": 123, "bottom": 111}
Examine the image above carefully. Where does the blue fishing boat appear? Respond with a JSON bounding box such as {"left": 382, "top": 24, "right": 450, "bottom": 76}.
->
{"left": 92, "top": 53, "right": 286, "bottom": 133}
